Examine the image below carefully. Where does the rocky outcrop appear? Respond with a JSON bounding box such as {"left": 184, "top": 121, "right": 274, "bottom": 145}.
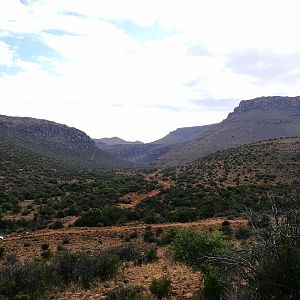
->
{"left": 231, "top": 96, "right": 300, "bottom": 114}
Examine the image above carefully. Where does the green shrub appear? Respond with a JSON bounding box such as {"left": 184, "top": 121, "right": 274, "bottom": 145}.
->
{"left": 171, "top": 229, "right": 229, "bottom": 271}
{"left": 106, "top": 285, "right": 147, "bottom": 300}
{"left": 201, "top": 270, "right": 225, "bottom": 300}
{"left": 143, "top": 226, "right": 155, "bottom": 243}
{"left": 0, "top": 260, "right": 49, "bottom": 299}
{"left": 235, "top": 226, "right": 252, "bottom": 240}
{"left": 219, "top": 224, "right": 233, "bottom": 238}
{"left": 49, "top": 220, "right": 63, "bottom": 229}
{"left": 157, "top": 228, "right": 178, "bottom": 246}
{"left": 247, "top": 238, "right": 300, "bottom": 299}
{"left": 149, "top": 276, "right": 172, "bottom": 299}
{"left": 105, "top": 245, "right": 157, "bottom": 265}
{"left": 144, "top": 247, "right": 158, "bottom": 263}
{"left": 41, "top": 249, "right": 52, "bottom": 260}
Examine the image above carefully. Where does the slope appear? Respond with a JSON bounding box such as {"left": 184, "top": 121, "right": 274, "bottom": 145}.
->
{"left": 159, "top": 96, "right": 300, "bottom": 165}
{"left": 0, "top": 114, "right": 128, "bottom": 169}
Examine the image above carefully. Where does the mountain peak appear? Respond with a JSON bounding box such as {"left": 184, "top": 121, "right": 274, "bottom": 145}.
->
{"left": 233, "top": 96, "right": 300, "bottom": 114}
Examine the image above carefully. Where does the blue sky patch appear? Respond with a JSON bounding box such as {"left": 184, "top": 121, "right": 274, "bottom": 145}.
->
{"left": 0, "top": 34, "right": 61, "bottom": 62}
{"left": 111, "top": 20, "right": 178, "bottom": 41}
{"left": 43, "top": 29, "right": 77, "bottom": 36}
{"left": 0, "top": 33, "right": 62, "bottom": 75}
{"left": 0, "top": 65, "right": 22, "bottom": 77}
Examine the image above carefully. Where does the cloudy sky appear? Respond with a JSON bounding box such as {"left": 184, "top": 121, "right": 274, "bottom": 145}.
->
{"left": 1, "top": 0, "right": 300, "bottom": 142}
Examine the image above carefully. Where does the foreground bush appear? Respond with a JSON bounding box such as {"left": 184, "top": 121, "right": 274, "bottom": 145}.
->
{"left": 171, "top": 228, "right": 229, "bottom": 271}
{"left": 149, "top": 276, "right": 172, "bottom": 300}
{"left": 106, "top": 285, "right": 148, "bottom": 300}
{"left": 104, "top": 245, "right": 158, "bottom": 265}
{"left": 0, "top": 250, "right": 121, "bottom": 299}
{"left": 171, "top": 209, "right": 300, "bottom": 299}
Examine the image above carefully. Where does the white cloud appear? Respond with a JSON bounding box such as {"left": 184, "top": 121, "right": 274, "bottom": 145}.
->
{"left": 0, "top": 0, "right": 300, "bottom": 141}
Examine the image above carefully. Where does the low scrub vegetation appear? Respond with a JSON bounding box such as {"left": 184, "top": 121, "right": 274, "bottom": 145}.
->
{"left": 169, "top": 207, "right": 300, "bottom": 299}
{"left": 0, "top": 243, "right": 158, "bottom": 299}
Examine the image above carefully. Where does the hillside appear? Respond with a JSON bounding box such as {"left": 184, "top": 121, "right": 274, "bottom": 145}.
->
{"left": 153, "top": 124, "right": 217, "bottom": 145}
{"left": 159, "top": 96, "right": 300, "bottom": 165}
{"left": 0, "top": 115, "right": 128, "bottom": 169}
{"left": 165, "top": 137, "right": 300, "bottom": 188}
{"left": 135, "top": 137, "right": 300, "bottom": 223}
{"left": 95, "top": 137, "right": 143, "bottom": 146}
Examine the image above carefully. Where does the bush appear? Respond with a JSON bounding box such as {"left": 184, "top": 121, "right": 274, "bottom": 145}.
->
{"left": 201, "top": 270, "right": 225, "bottom": 300}
{"left": 171, "top": 229, "right": 229, "bottom": 271}
{"left": 219, "top": 224, "right": 233, "bottom": 238}
{"left": 143, "top": 226, "right": 155, "bottom": 243}
{"left": 157, "top": 228, "right": 178, "bottom": 246}
{"left": 106, "top": 285, "right": 147, "bottom": 300}
{"left": 41, "top": 249, "right": 52, "bottom": 260}
{"left": 247, "top": 237, "right": 300, "bottom": 299}
{"left": 235, "top": 226, "right": 252, "bottom": 240}
{"left": 105, "top": 245, "right": 157, "bottom": 265}
{"left": 0, "top": 260, "right": 49, "bottom": 299}
{"left": 41, "top": 243, "right": 49, "bottom": 251}
{"left": 0, "top": 248, "right": 123, "bottom": 299}
{"left": 74, "top": 207, "right": 127, "bottom": 227}
{"left": 149, "top": 276, "right": 172, "bottom": 300}
{"left": 144, "top": 247, "right": 158, "bottom": 263}
{"left": 49, "top": 220, "right": 63, "bottom": 229}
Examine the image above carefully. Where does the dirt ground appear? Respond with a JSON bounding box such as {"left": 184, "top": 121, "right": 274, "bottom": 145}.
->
{"left": 1, "top": 218, "right": 247, "bottom": 299}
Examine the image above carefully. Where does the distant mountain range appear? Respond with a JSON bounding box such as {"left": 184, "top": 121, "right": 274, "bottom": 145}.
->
{"left": 1, "top": 96, "right": 299, "bottom": 169}
{"left": 94, "top": 137, "right": 143, "bottom": 146}
{"left": 95, "top": 96, "right": 300, "bottom": 166}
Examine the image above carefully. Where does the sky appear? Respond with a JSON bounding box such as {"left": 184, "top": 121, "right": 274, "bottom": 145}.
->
{"left": 1, "top": 0, "right": 300, "bottom": 142}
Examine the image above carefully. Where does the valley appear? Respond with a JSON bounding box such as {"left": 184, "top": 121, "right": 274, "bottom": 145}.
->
{"left": 0, "top": 96, "right": 299, "bottom": 299}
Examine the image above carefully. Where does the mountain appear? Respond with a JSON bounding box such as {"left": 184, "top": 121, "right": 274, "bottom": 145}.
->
{"left": 95, "top": 96, "right": 300, "bottom": 166}
{"left": 95, "top": 124, "right": 217, "bottom": 165}
{"left": 153, "top": 124, "right": 217, "bottom": 145}
{"left": 159, "top": 96, "right": 300, "bottom": 165}
{"left": 0, "top": 115, "right": 128, "bottom": 169}
{"left": 94, "top": 137, "right": 143, "bottom": 146}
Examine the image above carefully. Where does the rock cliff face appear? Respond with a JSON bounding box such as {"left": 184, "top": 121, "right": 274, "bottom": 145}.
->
{"left": 232, "top": 96, "right": 300, "bottom": 114}
{"left": 0, "top": 115, "right": 127, "bottom": 169}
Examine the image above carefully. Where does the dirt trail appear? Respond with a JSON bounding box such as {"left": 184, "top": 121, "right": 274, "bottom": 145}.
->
{"left": 4, "top": 218, "right": 246, "bottom": 242}
{"left": 117, "top": 173, "right": 172, "bottom": 209}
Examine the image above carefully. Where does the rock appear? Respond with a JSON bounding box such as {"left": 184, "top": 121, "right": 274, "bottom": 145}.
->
{"left": 185, "top": 292, "right": 193, "bottom": 299}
